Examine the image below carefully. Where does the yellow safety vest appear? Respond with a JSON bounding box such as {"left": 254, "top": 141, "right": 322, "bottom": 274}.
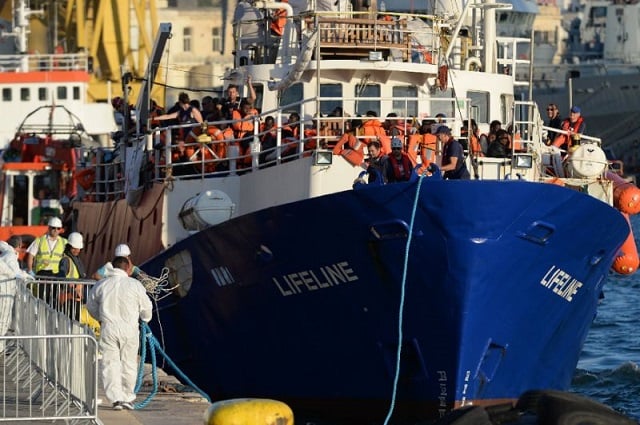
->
{"left": 33, "top": 236, "right": 67, "bottom": 274}
{"left": 61, "top": 254, "right": 80, "bottom": 279}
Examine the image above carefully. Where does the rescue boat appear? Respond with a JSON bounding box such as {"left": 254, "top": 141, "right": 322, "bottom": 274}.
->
{"left": 69, "top": 0, "right": 640, "bottom": 423}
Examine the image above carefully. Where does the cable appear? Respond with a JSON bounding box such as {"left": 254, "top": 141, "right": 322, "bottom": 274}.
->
{"left": 382, "top": 170, "right": 428, "bottom": 424}
{"left": 134, "top": 321, "right": 211, "bottom": 409}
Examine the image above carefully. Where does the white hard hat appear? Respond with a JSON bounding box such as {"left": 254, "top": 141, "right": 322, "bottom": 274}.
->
{"left": 114, "top": 244, "right": 131, "bottom": 257}
{"left": 391, "top": 138, "right": 403, "bottom": 149}
{"left": 48, "top": 217, "right": 63, "bottom": 228}
{"left": 67, "top": 232, "right": 84, "bottom": 249}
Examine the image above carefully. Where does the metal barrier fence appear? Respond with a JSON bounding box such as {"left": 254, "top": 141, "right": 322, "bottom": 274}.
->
{"left": 0, "top": 279, "right": 99, "bottom": 424}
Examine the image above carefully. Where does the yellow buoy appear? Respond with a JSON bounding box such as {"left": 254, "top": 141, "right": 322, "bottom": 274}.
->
{"left": 204, "top": 398, "right": 294, "bottom": 425}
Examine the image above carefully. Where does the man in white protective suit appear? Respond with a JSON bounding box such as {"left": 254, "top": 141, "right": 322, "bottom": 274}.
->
{"left": 0, "top": 236, "right": 33, "bottom": 353}
{"left": 87, "top": 256, "right": 152, "bottom": 411}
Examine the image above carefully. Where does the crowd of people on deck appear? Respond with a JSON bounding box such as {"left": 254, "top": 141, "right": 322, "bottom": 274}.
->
{"left": 110, "top": 79, "right": 585, "bottom": 183}
{"left": 0, "top": 220, "right": 152, "bottom": 412}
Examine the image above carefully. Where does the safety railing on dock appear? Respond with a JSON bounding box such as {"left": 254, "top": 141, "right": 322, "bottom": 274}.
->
{"left": 0, "top": 280, "right": 98, "bottom": 423}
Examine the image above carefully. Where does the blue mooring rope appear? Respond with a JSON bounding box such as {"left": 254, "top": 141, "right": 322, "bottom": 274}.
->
{"left": 134, "top": 321, "right": 211, "bottom": 409}
{"left": 382, "top": 169, "right": 430, "bottom": 425}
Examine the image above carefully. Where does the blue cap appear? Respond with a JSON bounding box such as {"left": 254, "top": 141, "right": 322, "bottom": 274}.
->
{"left": 435, "top": 125, "right": 451, "bottom": 135}
{"left": 570, "top": 106, "right": 581, "bottom": 113}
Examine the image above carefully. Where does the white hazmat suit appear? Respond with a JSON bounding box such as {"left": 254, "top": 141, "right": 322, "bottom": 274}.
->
{"left": 87, "top": 268, "right": 152, "bottom": 404}
{"left": 0, "top": 241, "right": 32, "bottom": 352}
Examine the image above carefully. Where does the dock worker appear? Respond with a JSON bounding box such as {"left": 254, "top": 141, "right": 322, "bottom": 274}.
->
{"left": 92, "top": 244, "right": 147, "bottom": 281}
{"left": 25, "top": 217, "right": 67, "bottom": 277}
{"left": 57, "top": 232, "right": 88, "bottom": 320}
{"left": 87, "top": 256, "right": 152, "bottom": 411}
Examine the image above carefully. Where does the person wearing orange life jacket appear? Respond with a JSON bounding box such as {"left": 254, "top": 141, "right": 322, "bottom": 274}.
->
{"left": 332, "top": 118, "right": 365, "bottom": 166}
{"left": 506, "top": 123, "right": 525, "bottom": 152}
{"left": 461, "top": 119, "right": 484, "bottom": 156}
{"left": 552, "top": 105, "right": 586, "bottom": 151}
{"left": 232, "top": 99, "right": 259, "bottom": 167}
{"left": 408, "top": 119, "right": 438, "bottom": 173}
{"left": 361, "top": 111, "right": 391, "bottom": 154}
{"left": 383, "top": 112, "right": 407, "bottom": 141}
{"left": 280, "top": 112, "right": 302, "bottom": 158}
{"left": 270, "top": 0, "right": 288, "bottom": 36}
{"left": 386, "top": 138, "right": 415, "bottom": 183}
{"left": 222, "top": 75, "right": 256, "bottom": 120}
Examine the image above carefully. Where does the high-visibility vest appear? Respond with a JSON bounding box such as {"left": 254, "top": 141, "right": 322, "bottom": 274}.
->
{"left": 34, "top": 236, "right": 67, "bottom": 274}
{"left": 62, "top": 254, "right": 80, "bottom": 279}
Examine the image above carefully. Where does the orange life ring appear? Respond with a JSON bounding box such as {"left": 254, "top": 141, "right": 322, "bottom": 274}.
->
{"left": 437, "top": 65, "right": 448, "bottom": 91}
{"left": 75, "top": 168, "right": 96, "bottom": 190}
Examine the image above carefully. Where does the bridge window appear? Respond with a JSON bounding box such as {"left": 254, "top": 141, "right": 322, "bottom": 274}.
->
{"left": 392, "top": 86, "right": 418, "bottom": 117}
{"left": 468, "top": 91, "right": 489, "bottom": 123}
{"left": 3, "top": 88, "right": 11, "bottom": 101}
{"left": 39, "top": 88, "right": 48, "bottom": 101}
{"left": 73, "top": 86, "right": 80, "bottom": 100}
{"left": 20, "top": 88, "right": 30, "bottom": 101}
{"left": 354, "top": 84, "right": 380, "bottom": 116}
{"left": 183, "top": 27, "right": 192, "bottom": 52}
{"left": 280, "top": 83, "right": 302, "bottom": 110}
{"left": 57, "top": 86, "right": 67, "bottom": 100}
{"left": 320, "top": 84, "right": 342, "bottom": 116}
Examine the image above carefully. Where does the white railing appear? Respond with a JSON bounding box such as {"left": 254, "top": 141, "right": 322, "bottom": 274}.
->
{"left": 0, "top": 280, "right": 98, "bottom": 423}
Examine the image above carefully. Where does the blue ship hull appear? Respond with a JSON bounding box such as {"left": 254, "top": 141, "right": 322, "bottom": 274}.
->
{"left": 142, "top": 179, "right": 628, "bottom": 423}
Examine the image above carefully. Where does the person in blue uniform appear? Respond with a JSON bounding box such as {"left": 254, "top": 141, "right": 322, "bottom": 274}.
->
{"left": 437, "top": 126, "right": 470, "bottom": 180}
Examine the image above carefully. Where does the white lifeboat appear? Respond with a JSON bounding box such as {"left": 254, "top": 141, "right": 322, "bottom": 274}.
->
{"left": 178, "top": 190, "right": 236, "bottom": 231}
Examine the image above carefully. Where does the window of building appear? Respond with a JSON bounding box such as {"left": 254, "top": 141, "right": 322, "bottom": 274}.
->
{"left": 212, "top": 27, "right": 222, "bottom": 52}
{"left": 354, "top": 84, "right": 380, "bottom": 116}
{"left": 183, "top": 27, "right": 192, "bottom": 52}
{"left": 73, "top": 86, "right": 80, "bottom": 100}
{"left": 392, "top": 86, "right": 418, "bottom": 117}
{"left": 2, "top": 88, "right": 11, "bottom": 101}
{"left": 20, "top": 88, "right": 30, "bottom": 101}
{"left": 38, "top": 88, "right": 48, "bottom": 101}
{"left": 57, "top": 86, "right": 68, "bottom": 100}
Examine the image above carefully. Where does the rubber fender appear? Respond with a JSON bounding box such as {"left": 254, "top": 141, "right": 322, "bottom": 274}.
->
{"left": 607, "top": 171, "right": 640, "bottom": 215}
{"left": 554, "top": 410, "right": 637, "bottom": 425}
{"left": 532, "top": 391, "right": 635, "bottom": 424}
{"left": 612, "top": 212, "right": 639, "bottom": 275}
{"left": 517, "top": 389, "right": 614, "bottom": 415}
{"left": 485, "top": 402, "right": 520, "bottom": 423}
{"left": 431, "top": 406, "right": 492, "bottom": 425}
{"left": 204, "top": 398, "right": 293, "bottom": 425}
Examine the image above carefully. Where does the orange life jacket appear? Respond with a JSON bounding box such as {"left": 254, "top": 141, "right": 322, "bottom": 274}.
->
{"left": 270, "top": 7, "right": 287, "bottom": 36}
{"left": 362, "top": 120, "right": 391, "bottom": 154}
{"left": 553, "top": 116, "right": 585, "bottom": 149}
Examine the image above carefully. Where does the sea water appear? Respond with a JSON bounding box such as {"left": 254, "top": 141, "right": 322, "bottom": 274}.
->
{"left": 572, "top": 214, "right": 640, "bottom": 419}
